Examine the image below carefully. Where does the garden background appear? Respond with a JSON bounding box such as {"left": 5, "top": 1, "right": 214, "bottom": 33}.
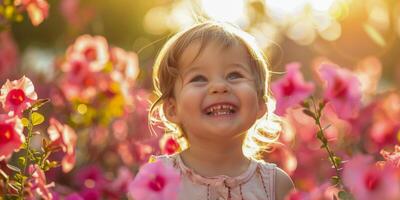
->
{"left": 0, "top": 0, "right": 400, "bottom": 199}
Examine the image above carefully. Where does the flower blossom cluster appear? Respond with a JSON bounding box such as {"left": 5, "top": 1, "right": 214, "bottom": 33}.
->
{"left": 0, "top": 76, "right": 77, "bottom": 199}
{"left": 269, "top": 60, "right": 400, "bottom": 199}
{"left": 59, "top": 34, "right": 139, "bottom": 103}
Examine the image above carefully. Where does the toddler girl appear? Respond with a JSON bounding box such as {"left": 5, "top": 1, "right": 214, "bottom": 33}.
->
{"left": 149, "top": 21, "right": 294, "bottom": 200}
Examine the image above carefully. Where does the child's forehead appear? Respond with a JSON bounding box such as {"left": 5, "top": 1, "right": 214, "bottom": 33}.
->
{"left": 177, "top": 40, "right": 250, "bottom": 70}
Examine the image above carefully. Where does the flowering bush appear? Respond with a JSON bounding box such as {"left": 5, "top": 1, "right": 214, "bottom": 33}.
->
{"left": 269, "top": 61, "right": 400, "bottom": 200}
{"left": 0, "top": 76, "right": 76, "bottom": 199}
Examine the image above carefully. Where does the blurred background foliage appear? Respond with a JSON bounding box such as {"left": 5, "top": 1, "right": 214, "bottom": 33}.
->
{"left": 9, "top": 0, "right": 400, "bottom": 88}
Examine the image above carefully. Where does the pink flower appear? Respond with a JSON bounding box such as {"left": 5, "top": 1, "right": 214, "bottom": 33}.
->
{"left": 0, "top": 76, "right": 38, "bottom": 117}
{"left": 159, "top": 134, "right": 180, "bottom": 155}
{"left": 284, "top": 183, "right": 339, "bottom": 200}
{"left": 369, "top": 120, "right": 398, "bottom": 148}
{"left": 0, "top": 115, "right": 24, "bottom": 160}
{"left": 271, "top": 62, "right": 314, "bottom": 116}
{"left": 129, "top": 160, "right": 181, "bottom": 200}
{"left": 64, "top": 193, "right": 84, "bottom": 200}
{"left": 74, "top": 165, "right": 108, "bottom": 199}
{"left": 59, "top": 55, "right": 98, "bottom": 101}
{"left": 111, "top": 167, "right": 133, "bottom": 195}
{"left": 66, "top": 35, "right": 109, "bottom": 72}
{"left": 14, "top": 0, "right": 49, "bottom": 26}
{"left": 27, "top": 164, "right": 54, "bottom": 200}
{"left": 318, "top": 63, "right": 362, "bottom": 120}
{"left": 343, "top": 154, "right": 400, "bottom": 200}
{"left": 75, "top": 165, "right": 107, "bottom": 189}
{"left": 380, "top": 145, "right": 400, "bottom": 168}
{"left": 47, "top": 118, "right": 77, "bottom": 173}
{"left": 110, "top": 47, "right": 140, "bottom": 83}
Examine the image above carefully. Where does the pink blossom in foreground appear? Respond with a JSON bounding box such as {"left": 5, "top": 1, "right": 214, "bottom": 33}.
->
{"left": 47, "top": 118, "right": 77, "bottom": 173}
{"left": 129, "top": 160, "right": 181, "bottom": 200}
{"left": 271, "top": 62, "right": 314, "bottom": 116}
{"left": 66, "top": 35, "right": 109, "bottom": 72}
{"left": 284, "top": 183, "right": 339, "bottom": 200}
{"left": 0, "top": 115, "right": 24, "bottom": 160}
{"left": 0, "top": 76, "right": 38, "bottom": 117}
{"left": 343, "top": 154, "right": 400, "bottom": 200}
{"left": 14, "top": 0, "right": 49, "bottom": 26}
{"left": 318, "top": 63, "right": 362, "bottom": 120}
{"left": 27, "top": 164, "right": 54, "bottom": 200}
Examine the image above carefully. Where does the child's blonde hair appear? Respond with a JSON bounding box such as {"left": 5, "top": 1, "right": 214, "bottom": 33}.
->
{"left": 149, "top": 21, "right": 281, "bottom": 160}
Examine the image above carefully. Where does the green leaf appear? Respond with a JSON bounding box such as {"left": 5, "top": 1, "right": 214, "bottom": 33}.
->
{"left": 21, "top": 117, "right": 29, "bottom": 127}
{"left": 6, "top": 164, "right": 20, "bottom": 173}
{"left": 13, "top": 173, "right": 26, "bottom": 182}
{"left": 363, "top": 23, "right": 386, "bottom": 47}
{"left": 319, "top": 101, "right": 326, "bottom": 110}
{"left": 333, "top": 156, "right": 342, "bottom": 166}
{"left": 322, "top": 124, "right": 331, "bottom": 131}
{"left": 338, "top": 191, "right": 354, "bottom": 200}
{"left": 31, "top": 112, "right": 45, "bottom": 126}
{"left": 331, "top": 175, "right": 340, "bottom": 185}
{"left": 18, "top": 157, "right": 25, "bottom": 167}
{"left": 0, "top": 169, "right": 9, "bottom": 180}
{"left": 47, "top": 161, "right": 59, "bottom": 169}
{"left": 30, "top": 98, "right": 50, "bottom": 110}
{"left": 301, "top": 100, "right": 310, "bottom": 109}
{"left": 302, "top": 109, "right": 316, "bottom": 120}
{"left": 8, "top": 182, "right": 20, "bottom": 192}
{"left": 316, "top": 130, "right": 328, "bottom": 144}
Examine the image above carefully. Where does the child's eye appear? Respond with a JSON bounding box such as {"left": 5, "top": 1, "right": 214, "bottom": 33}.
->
{"left": 227, "top": 71, "right": 243, "bottom": 80}
{"left": 189, "top": 75, "right": 207, "bottom": 82}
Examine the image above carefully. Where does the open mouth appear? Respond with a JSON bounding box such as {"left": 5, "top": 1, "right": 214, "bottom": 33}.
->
{"left": 204, "top": 103, "right": 237, "bottom": 116}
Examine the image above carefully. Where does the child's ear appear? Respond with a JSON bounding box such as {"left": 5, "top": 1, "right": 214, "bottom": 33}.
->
{"left": 163, "top": 98, "right": 179, "bottom": 123}
{"left": 257, "top": 98, "right": 267, "bottom": 119}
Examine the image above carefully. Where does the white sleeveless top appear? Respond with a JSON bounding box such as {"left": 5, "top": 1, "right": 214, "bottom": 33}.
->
{"left": 153, "top": 154, "right": 276, "bottom": 200}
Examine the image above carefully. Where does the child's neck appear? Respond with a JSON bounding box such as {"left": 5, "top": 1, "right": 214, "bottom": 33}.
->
{"left": 179, "top": 137, "right": 251, "bottom": 178}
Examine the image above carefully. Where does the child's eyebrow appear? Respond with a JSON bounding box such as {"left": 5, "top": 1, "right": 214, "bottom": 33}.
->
{"left": 181, "top": 66, "right": 202, "bottom": 77}
{"left": 181, "top": 62, "right": 251, "bottom": 77}
{"left": 230, "top": 63, "right": 252, "bottom": 73}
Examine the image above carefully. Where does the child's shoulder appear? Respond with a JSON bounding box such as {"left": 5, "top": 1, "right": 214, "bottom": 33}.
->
{"left": 255, "top": 160, "right": 294, "bottom": 199}
{"left": 253, "top": 159, "right": 277, "bottom": 172}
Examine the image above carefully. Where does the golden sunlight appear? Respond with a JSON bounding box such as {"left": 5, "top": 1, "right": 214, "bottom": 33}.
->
{"left": 200, "top": 0, "right": 247, "bottom": 24}
{"left": 264, "top": 0, "right": 335, "bottom": 15}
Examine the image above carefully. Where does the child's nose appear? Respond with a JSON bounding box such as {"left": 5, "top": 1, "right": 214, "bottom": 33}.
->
{"left": 209, "top": 80, "right": 229, "bottom": 94}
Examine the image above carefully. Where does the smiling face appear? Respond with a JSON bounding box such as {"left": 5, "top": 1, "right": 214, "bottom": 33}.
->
{"left": 164, "top": 40, "right": 266, "bottom": 142}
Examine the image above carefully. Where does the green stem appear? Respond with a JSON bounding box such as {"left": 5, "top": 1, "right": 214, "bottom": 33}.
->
{"left": 19, "top": 109, "right": 33, "bottom": 198}
{"left": 315, "top": 119, "right": 342, "bottom": 182}
{"left": 312, "top": 98, "right": 343, "bottom": 187}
